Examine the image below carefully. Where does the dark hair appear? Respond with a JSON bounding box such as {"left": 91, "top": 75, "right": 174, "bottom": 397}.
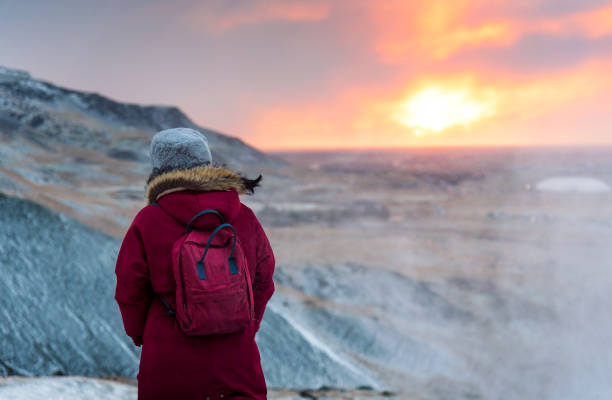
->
{"left": 145, "top": 161, "right": 262, "bottom": 194}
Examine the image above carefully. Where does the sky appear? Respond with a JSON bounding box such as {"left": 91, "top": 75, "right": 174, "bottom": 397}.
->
{"left": 1, "top": 0, "right": 612, "bottom": 150}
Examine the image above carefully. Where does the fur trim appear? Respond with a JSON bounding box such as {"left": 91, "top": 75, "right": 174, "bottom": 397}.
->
{"left": 145, "top": 166, "right": 250, "bottom": 204}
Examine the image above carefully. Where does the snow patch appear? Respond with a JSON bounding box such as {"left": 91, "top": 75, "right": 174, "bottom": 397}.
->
{"left": 21, "top": 79, "right": 57, "bottom": 95}
{"left": 0, "top": 377, "right": 136, "bottom": 400}
{"left": 536, "top": 177, "right": 611, "bottom": 193}
{"left": 269, "top": 202, "right": 323, "bottom": 211}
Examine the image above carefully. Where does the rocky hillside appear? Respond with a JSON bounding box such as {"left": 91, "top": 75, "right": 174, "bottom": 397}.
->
{"left": 0, "top": 193, "right": 135, "bottom": 377}
{"left": 0, "top": 193, "right": 374, "bottom": 389}
{"left": 0, "top": 66, "right": 395, "bottom": 393}
{"left": 0, "top": 66, "right": 286, "bottom": 237}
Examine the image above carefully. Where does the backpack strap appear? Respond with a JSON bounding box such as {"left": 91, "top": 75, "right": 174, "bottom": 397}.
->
{"left": 186, "top": 210, "right": 225, "bottom": 233}
{"left": 196, "top": 223, "right": 238, "bottom": 280}
{"left": 151, "top": 206, "right": 228, "bottom": 316}
{"left": 157, "top": 294, "right": 176, "bottom": 318}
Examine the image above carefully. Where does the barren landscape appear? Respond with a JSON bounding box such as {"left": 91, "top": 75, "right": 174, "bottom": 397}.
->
{"left": 2, "top": 66, "right": 612, "bottom": 399}
{"left": 253, "top": 147, "right": 612, "bottom": 399}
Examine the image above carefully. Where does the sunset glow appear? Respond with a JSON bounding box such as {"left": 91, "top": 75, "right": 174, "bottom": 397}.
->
{"left": 3, "top": 1, "right": 611, "bottom": 149}
{"left": 392, "top": 87, "right": 496, "bottom": 135}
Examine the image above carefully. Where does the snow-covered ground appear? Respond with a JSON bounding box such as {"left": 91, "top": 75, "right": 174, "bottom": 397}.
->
{"left": 0, "top": 377, "right": 399, "bottom": 400}
{"left": 536, "top": 176, "right": 611, "bottom": 192}
{"left": 0, "top": 377, "right": 136, "bottom": 400}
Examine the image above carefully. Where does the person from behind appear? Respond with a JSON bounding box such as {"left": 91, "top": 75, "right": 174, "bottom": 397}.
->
{"left": 114, "top": 127, "right": 275, "bottom": 400}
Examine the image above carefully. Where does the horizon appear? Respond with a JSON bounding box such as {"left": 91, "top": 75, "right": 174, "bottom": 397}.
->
{"left": 267, "top": 143, "right": 612, "bottom": 153}
{"left": 2, "top": 1, "right": 612, "bottom": 150}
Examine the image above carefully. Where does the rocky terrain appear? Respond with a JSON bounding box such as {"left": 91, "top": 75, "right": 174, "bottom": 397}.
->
{"left": 0, "top": 377, "right": 398, "bottom": 400}
{"left": 0, "top": 193, "right": 135, "bottom": 377}
{"left": 2, "top": 66, "right": 612, "bottom": 399}
{"left": 0, "top": 66, "right": 389, "bottom": 398}
{"left": 0, "top": 65, "right": 285, "bottom": 237}
{"left": 260, "top": 147, "right": 612, "bottom": 400}
{"left": 0, "top": 193, "right": 375, "bottom": 390}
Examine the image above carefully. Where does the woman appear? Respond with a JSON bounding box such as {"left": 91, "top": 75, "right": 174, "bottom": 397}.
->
{"left": 114, "top": 127, "right": 275, "bottom": 400}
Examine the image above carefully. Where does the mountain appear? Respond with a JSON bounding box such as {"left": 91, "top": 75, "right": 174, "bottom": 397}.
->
{"left": 0, "top": 65, "right": 286, "bottom": 237}
{"left": 0, "top": 66, "right": 384, "bottom": 391}
{"left": 0, "top": 192, "right": 372, "bottom": 389}
{"left": 1, "top": 66, "right": 469, "bottom": 397}
{"left": 0, "top": 193, "right": 135, "bottom": 377}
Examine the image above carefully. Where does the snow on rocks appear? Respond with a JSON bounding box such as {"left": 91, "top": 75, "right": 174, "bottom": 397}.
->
{"left": 0, "top": 377, "right": 136, "bottom": 400}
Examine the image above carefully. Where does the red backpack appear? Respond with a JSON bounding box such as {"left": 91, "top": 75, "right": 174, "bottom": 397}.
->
{"left": 158, "top": 209, "right": 254, "bottom": 335}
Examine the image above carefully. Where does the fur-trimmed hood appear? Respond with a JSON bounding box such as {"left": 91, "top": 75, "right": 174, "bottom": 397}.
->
{"left": 145, "top": 166, "right": 254, "bottom": 205}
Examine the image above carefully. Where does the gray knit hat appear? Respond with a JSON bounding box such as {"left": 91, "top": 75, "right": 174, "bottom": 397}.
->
{"left": 150, "top": 128, "right": 212, "bottom": 172}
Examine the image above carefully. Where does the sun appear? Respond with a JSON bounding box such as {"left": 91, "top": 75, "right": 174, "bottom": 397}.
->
{"left": 393, "top": 86, "right": 496, "bottom": 135}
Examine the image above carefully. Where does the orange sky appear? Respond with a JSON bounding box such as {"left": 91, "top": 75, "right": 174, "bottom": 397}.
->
{"left": 242, "top": 0, "right": 612, "bottom": 149}
{"left": 2, "top": 0, "right": 612, "bottom": 149}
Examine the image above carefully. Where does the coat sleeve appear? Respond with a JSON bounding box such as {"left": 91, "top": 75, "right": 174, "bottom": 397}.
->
{"left": 114, "top": 217, "right": 153, "bottom": 346}
{"left": 252, "top": 216, "right": 276, "bottom": 333}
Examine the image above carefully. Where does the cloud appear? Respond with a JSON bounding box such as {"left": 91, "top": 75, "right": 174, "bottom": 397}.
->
{"left": 3, "top": 0, "right": 612, "bottom": 148}
{"left": 344, "top": 0, "right": 612, "bottom": 65}
{"left": 92, "top": 0, "right": 612, "bottom": 148}
{"left": 355, "top": 0, "right": 518, "bottom": 62}
{"left": 219, "top": 1, "right": 612, "bottom": 147}
{"left": 184, "top": 0, "right": 330, "bottom": 33}
{"left": 240, "top": 60, "right": 612, "bottom": 148}
{"left": 534, "top": 0, "right": 612, "bottom": 17}
{"left": 452, "top": 33, "right": 612, "bottom": 72}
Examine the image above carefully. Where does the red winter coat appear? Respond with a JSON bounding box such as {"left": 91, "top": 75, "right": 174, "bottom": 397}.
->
{"left": 114, "top": 166, "right": 275, "bottom": 400}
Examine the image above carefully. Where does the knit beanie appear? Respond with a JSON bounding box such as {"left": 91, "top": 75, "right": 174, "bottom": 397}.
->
{"left": 150, "top": 128, "right": 212, "bottom": 172}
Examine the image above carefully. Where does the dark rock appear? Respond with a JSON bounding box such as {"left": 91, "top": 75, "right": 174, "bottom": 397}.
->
{"left": 298, "top": 390, "right": 318, "bottom": 399}
{"left": 107, "top": 148, "right": 145, "bottom": 162}
{"left": 29, "top": 115, "right": 44, "bottom": 128}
